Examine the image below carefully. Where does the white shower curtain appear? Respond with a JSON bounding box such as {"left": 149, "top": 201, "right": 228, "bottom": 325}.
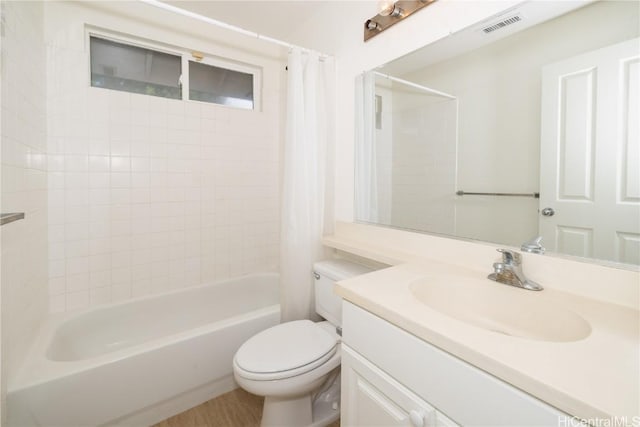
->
{"left": 280, "top": 48, "right": 335, "bottom": 321}
{"left": 354, "top": 71, "right": 378, "bottom": 223}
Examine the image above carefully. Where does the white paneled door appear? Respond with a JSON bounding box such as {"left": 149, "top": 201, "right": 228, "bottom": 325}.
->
{"left": 539, "top": 38, "right": 640, "bottom": 264}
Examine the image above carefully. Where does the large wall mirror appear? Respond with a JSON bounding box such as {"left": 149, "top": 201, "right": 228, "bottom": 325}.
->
{"left": 355, "top": 0, "right": 640, "bottom": 267}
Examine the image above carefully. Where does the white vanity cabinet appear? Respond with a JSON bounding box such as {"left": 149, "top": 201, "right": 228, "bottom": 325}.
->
{"left": 340, "top": 302, "right": 580, "bottom": 427}
{"left": 342, "top": 344, "right": 458, "bottom": 427}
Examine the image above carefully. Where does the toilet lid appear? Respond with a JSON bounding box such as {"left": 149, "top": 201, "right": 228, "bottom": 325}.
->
{"left": 234, "top": 320, "right": 337, "bottom": 380}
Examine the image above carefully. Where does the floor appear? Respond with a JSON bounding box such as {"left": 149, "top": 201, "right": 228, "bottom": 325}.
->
{"left": 153, "top": 388, "right": 341, "bottom": 427}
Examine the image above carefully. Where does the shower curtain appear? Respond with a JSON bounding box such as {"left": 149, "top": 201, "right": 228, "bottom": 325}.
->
{"left": 280, "top": 48, "right": 335, "bottom": 321}
{"left": 354, "top": 71, "right": 378, "bottom": 223}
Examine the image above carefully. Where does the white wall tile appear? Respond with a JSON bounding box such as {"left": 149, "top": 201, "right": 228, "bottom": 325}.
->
{"left": 65, "top": 290, "right": 89, "bottom": 311}
{"left": 89, "top": 287, "right": 111, "bottom": 307}
{"left": 90, "top": 270, "right": 111, "bottom": 288}
{"left": 110, "top": 189, "right": 131, "bottom": 204}
{"left": 66, "top": 256, "right": 89, "bottom": 276}
{"left": 89, "top": 155, "right": 110, "bottom": 172}
{"left": 89, "top": 139, "right": 110, "bottom": 156}
{"left": 111, "top": 267, "right": 131, "bottom": 285}
{"left": 110, "top": 156, "right": 130, "bottom": 172}
{"left": 64, "top": 239, "right": 91, "bottom": 258}
{"left": 49, "top": 277, "right": 66, "bottom": 295}
{"left": 111, "top": 284, "right": 132, "bottom": 302}
{"left": 89, "top": 189, "right": 111, "bottom": 206}
{"left": 110, "top": 173, "right": 131, "bottom": 188}
{"left": 110, "top": 140, "right": 131, "bottom": 157}
{"left": 44, "top": 2, "right": 282, "bottom": 311}
{"left": 65, "top": 154, "right": 88, "bottom": 172}
{"left": 66, "top": 273, "right": 90, "bottom": 292}
{"left": 89, "top": 172, "right": 110, "bottom": 188}
{"left": 89, "top": 238, "right": 111, "bottom": 255}
{"left": 49, "top": 295, "right": 66, "bottom": 313}
{"left": 89, "top": 254, "right": 111, "bottom": 273}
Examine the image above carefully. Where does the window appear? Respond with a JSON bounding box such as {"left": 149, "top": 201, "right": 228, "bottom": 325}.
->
{"left": 189, "top": 61, "right": 254, "bottom": 110}
{"left": 90, "top": 36, "right": 182, "bottom": 100}
{"left": 88, "top": 32, "right": 261, "bottom": 110}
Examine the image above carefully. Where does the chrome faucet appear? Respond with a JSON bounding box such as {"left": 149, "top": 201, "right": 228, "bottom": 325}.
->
{"left": 488, "top": 249, "right": 543, "bottom": 291}
{"left": 521, "top": 236, "right": 545, "bottom": 254}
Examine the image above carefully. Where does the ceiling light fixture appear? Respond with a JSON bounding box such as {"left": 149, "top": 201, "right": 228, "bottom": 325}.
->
{"left": 366, "top": 19, "right": 383, "bottom": 31}
{"left": 377, "top": 0, "right": 397, "bottom": 16}
{"left": 379, "top": 3, "right": 404, "bottom": 18}
{"left": 364, "top": 0, "right": 437, "bottom": 42}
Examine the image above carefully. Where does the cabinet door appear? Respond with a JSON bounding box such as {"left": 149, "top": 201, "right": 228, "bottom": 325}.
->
{"left": 341, "top": 344, "right": 457, "bottom": 427}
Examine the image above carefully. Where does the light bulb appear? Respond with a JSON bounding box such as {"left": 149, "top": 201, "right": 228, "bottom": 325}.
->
{"left": 366, "top": 20, "right": 382, "bottom": 31}
{"left": 378, "top": 0, "right": 395, "bottom": 16}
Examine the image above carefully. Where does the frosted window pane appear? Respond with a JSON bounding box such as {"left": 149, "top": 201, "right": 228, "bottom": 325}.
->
{"left": 90, "top": 37, "right": 181, "bottom": 99}
{"left": 189, "top": 61, "right": 254, "bottom": 109}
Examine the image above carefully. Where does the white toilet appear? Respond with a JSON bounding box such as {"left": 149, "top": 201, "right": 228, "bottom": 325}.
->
{"left": 233, "top": 260, "right": 372, "bottom": 427}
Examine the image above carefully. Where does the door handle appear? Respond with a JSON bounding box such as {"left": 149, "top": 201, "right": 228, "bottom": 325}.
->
{"left": 541, "top": 207, "right": 555, "bottom": 217}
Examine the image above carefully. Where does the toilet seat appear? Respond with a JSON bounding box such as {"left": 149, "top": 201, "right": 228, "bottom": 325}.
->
{"left": 234, "top": 320, "right": 338, "bottom": 381}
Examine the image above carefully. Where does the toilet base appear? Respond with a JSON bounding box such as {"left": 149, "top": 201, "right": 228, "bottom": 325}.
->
{"left": 259, "top": 391, "right": 340, "bottom": 427}
{"left": 259, "top": 370, "right": 341, "bottom": 427}
{"left": 310, "top": 370, "right": 341, "bottom": 427}
{"left": 261, "top": 394, "right": 312, "bottom": 427}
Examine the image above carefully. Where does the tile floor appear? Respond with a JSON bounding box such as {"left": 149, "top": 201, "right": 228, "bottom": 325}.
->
{"left": 153, "top": 388, "right": 340, "bottom": 427}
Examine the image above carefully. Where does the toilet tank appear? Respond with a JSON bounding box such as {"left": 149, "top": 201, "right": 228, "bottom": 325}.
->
{"left": 313, "top": 260, "right": 373, "bottom": 326}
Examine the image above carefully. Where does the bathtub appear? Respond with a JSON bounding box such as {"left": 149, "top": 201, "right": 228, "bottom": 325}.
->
{"left": 7, "top": 274, "right": 280, "bottom": 426}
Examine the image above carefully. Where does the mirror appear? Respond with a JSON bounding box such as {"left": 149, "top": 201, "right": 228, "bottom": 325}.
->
{"left": 355, "top": 0, "right": 640, "bottom": 267}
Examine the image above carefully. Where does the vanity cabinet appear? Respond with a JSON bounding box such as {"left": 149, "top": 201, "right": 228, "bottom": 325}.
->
{"left": 342, "top": 344, "right": 458, "bottom": 427}
{"left": 340, "top": 302, "right": 580, "bottom": 427}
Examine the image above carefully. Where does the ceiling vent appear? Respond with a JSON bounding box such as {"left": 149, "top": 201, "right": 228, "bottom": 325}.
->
{"left": 482, "top": 14, "right": 522, "bottom": 34}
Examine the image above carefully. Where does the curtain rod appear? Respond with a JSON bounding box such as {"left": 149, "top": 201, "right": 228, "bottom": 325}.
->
{"left": 139, "top": 0, "right": 331, "bottom": 59}
{"left": 373, "top": 71, "right": 457, "bottom": 100}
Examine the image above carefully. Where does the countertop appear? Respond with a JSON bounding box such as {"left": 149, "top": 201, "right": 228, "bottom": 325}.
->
{"left": 334, "top": 261, "right": 640, "bottom": 424}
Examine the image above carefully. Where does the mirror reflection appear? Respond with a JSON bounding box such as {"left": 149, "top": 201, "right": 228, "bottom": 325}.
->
{"left": 355, "top": 0, "right": 640, "bottom": 266}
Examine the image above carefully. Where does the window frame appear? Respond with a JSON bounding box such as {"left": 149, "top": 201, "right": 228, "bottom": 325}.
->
{"left": 187, "top": 55, "right": 261, "bottom": 111}
{"left": 86, "top": 27, "right": 262, "bottom": 111}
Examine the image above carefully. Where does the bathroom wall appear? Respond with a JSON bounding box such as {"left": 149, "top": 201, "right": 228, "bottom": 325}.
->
{"left": 0, "top": 0, "right": 49, "bottom": 414}
{"left": 389, "top": 88, "right": 457, "bottom": 235}
{"left": 44, "top": 1, "right": 284, "bottom": 312}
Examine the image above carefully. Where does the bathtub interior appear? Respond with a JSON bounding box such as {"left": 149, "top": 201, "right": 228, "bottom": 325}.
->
{"left": 8, "top": 273, "right": 281, "bottom": 427}
{"left": 47, "top": 273, "right": 279, "bottom": 361}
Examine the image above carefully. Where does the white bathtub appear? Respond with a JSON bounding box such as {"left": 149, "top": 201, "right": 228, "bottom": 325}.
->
{"left": 7, "top": 274, "right": 280, "bottom": 426}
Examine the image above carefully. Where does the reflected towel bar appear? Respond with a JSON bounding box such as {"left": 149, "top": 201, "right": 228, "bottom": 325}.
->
{"left": 456, "top": 191, "right": 540, "bottom": 198}
{"left": 1, "top": 212, "right": 25, "bottom": 226}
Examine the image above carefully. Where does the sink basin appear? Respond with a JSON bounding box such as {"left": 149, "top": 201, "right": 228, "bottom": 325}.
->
{"left": 409, "top": 277, "right": 591, "bottom": 342}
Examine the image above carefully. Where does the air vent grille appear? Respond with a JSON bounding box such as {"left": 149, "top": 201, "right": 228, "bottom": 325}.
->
{"left": 482, "top": 14, "right": 522, "bottom": 34}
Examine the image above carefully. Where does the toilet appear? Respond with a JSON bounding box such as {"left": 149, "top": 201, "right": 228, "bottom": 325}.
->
{"left": 233, "top": 260, "right": 373, "bottom": 427}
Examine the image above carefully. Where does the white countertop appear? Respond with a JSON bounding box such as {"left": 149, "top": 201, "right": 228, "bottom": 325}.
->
{"left": 334, "top": 261, "right": 640, "bottom": 423}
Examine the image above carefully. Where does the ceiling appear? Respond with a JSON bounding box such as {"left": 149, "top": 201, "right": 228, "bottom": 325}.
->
{"left": 163, "top": 1, "right": 343, "bottom": 45}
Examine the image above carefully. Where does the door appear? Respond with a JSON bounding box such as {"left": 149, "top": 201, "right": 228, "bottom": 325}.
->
{"left": 539, "top": 38, "right": 640, "bottom": 264}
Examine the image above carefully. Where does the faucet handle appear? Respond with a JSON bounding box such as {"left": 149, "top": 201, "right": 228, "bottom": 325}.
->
{"left": 521, "top": 236, "right": 545, "bottom": 254}
{"left": 497, "top": 248, "right": 521, "bottom": 265}
{"left": 492, "top": 262, "right": 506, "bottom": 274}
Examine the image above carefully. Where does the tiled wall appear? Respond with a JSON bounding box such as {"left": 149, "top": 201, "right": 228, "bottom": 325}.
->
{"left": 0, "top": 0, "right": 49, "bottom": 401}
{"left": 45, "top": 5, "right": 282, "bottom": 312}
{"left": 390, "top": 92, "right": 457, "bottom": 234}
